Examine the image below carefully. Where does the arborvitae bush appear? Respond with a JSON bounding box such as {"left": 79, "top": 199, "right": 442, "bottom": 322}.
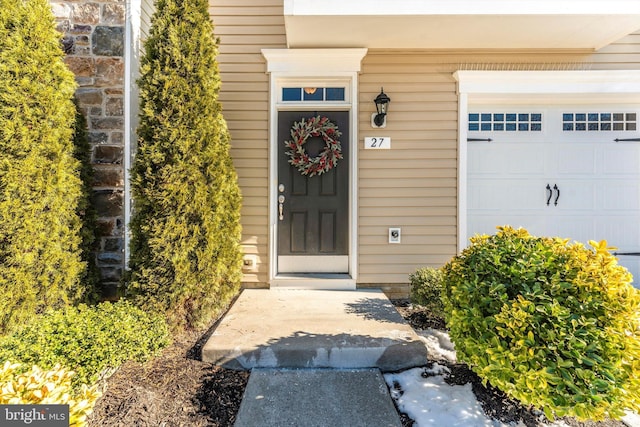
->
{"left": 128, "top": 0, "right": 243, "bottom": 329}
{"left": 442, "top": 226, "right": 640, "bottom": 421}
{"left": 73, "top": 100, "right": 100, "bottom": 303}
{"left": 0, "top": 0, "right": 85, "bottom": 333}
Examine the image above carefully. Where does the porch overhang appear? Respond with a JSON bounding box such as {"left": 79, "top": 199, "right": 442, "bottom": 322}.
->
{"left": 283, "top": 0, "right": 640, "bottom": 50}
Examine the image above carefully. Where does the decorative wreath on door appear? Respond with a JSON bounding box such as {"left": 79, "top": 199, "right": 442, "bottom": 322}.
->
{"left": 284, "top": 116, "right": 343, "bottom": 177}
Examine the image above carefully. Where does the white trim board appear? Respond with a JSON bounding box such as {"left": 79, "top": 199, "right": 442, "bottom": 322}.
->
{"left": 262, "top": 49, "right": 368, "bottom": 74}
{"left": 285, "top": 0, "right": 640, "bottom": 16}
{"left": 455, "top": 71, "right": 640, "bottom": 102}
{"left": 123, "top": 0, "right": 142, "bottom": 269}
{"left": 454, "top": 70, "right": 640, "bottom": 252}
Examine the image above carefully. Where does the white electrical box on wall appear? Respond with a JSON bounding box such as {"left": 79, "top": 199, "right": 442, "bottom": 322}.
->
{"left": 388, "top": 228, "right": 401, "bottom": 244}
{"left": 242, "top": 254, "right": 258, "bottom": 272}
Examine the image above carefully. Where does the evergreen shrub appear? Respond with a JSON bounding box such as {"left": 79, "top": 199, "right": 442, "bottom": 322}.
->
{"left": 73, "top": 100, "right": 100, "bottom": 303}
{"left": 128, "top": 0, "right": 243, "bottom": 329}
{"left": 409, "top": 267, "right": 444, "bottom": 317}
{"left": 442, "top": 226, "right": 640, "bottom": 421}
{"left": 0, "top": 362, "right": 101, "bottom": 427}
{"left": 0, "top": 301, "right": 170, "bottom": 388}
{"left": 0, "top": 0, "right": 86, "bottom": 333}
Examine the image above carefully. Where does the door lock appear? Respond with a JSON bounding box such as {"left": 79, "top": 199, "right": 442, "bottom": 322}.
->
{"left": 278, "top": 195, "right": 285, "bottom": 221}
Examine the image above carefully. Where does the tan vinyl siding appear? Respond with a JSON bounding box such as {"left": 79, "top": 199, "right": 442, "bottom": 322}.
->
{"left": 590, "top": 31, "right": 640, "bottom": 68}
{"left": 211, "top": 0, "right": 286, "bottom": 286}
{"left": 357, "top": 35, "right": 640, "bottom": 290}
{"left": 204, "top": 0, "right": 639, "bottom": 294}
{"left": 140, "top": 0, "right": 154, "bottom": 40}
{"left": 358, "top": 58, "right": 459, "bottom": 285}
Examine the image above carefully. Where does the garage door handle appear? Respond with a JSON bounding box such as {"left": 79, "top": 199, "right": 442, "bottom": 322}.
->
{"left": 554, "top": 184, "right": 560, "bottom": 206}
{"left": 546, "top": 184, "right": 552, "bottom": 206}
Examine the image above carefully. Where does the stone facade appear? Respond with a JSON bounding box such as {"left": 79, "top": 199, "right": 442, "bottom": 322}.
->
{"left": 50, "top": 0, "right": 126, "bottom": 297}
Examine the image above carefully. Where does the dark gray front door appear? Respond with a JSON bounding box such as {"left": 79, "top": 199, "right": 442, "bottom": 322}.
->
{"left": 277, "top": 111, "right": 349, "bottom": 273}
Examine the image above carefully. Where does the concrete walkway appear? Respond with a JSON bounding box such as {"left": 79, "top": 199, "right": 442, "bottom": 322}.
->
{"left": 234, "top": 368, "right": 402, "bottom": 427}
{"left": 202, "top": 289, "right": 428, "bottom": 371}
{"left": 203, "top": 289, "right": 418, "bottom": 426}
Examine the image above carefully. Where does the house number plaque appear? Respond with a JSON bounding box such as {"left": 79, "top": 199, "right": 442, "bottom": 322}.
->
{"left": 364, "top": 137, "right": 391, "bottom": 149}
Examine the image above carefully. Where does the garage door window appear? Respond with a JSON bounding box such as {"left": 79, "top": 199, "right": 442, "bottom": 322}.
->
{"left": 468, "top": 112, "right": 542, "bottom": 132}
{"left": 562, "top": 112, "right": 637, "bottom": 132}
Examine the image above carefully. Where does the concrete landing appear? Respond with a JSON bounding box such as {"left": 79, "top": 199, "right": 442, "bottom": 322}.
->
{"left": 234, "top": 368, "right": 402, "bottom": 427}
{"left": 202, "top": 289, "right": 428, "bottom": 372}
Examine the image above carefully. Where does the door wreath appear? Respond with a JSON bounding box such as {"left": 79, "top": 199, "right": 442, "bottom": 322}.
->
{"left": 284, "top": 115, "right": 343, "bottom": 177}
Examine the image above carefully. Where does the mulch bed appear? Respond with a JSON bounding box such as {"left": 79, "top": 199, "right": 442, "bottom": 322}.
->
{"left": 88, "top": 317, "right": 249, "bottom": 426}
{"left": 88, "top": 299, "right": 627, "bottom": 427}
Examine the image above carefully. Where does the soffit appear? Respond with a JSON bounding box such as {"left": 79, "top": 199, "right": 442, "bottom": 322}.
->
{"left": 284, "top": 0, "right": 640, "bottom": 50}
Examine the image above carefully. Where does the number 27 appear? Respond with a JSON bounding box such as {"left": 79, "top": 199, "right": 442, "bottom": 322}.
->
{"left": 370, "top": 137, "right": 385, "bottom": 148}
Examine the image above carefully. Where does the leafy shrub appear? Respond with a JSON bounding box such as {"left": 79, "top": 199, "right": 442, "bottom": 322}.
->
{"left": 0, "top": 361, "right": 100, "bottom": 427}
{"left": 128, "top": 0, "right": 243, "bottom": 329}
{"left": 0, "top": 0, "right": 86, "bottom": 333}
{"left": 409, "top": 267, "right": 444, "bottom": 317}
{"left": 442, "top": 226, "right": 640, "bottom": 421}
{"left": 0, "top": 301, "right": 170, "bottom": 387}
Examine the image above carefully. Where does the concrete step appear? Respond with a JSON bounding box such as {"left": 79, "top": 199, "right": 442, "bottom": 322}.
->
{"left": 234, "top": 368, "right": 402, "bottom": 427}
{"left": 202, "top": 289, "right": 428, "bottom": 372}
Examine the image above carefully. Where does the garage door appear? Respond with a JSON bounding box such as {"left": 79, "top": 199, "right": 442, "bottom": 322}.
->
{"left": 467, "top": 106, "right": 640, "bottom": 285}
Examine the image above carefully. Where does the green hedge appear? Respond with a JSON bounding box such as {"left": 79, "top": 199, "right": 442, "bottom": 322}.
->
{"left": 0, "top": 301, "right": 170, "bottom": 388}
{"left": 409, "top": 267, "right": 444, "bottom": 317}
{"left": 0, "top": 0, "right": 86, "bottom": 333}
{"left": 128, "top": 0, "right": 243, "bottom": 329}
{"left": 442, "top": 226, "right": 640, "bottom": 421}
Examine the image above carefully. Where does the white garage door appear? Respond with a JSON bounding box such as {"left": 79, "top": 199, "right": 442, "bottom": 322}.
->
{"left": 467, "top": 106, "right": 640, "bottom": 285}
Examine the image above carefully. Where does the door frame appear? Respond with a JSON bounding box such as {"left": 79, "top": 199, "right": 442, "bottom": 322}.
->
{"left": 455, "top": 70, "right": 640, "bottom": 252}
{"left": 262, "top": 49, "right": 367, "bottom": 288}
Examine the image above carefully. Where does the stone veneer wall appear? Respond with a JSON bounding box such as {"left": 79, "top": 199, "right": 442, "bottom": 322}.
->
{"left": 50, "top": 0, "right": 126, "bottom": 297}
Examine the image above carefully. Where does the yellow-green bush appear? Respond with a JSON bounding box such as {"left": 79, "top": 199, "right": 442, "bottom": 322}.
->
{"left": 0, "top": 301, "right": 170, "bottom": 388}
{"left": 0, "top": 0, "right": 87, "bottom": 333}
{"left": 442, "top": 226, "right": 640, "bottom": 421}
{"left": 0, "top": 361, "right": 101, "bottom": 427}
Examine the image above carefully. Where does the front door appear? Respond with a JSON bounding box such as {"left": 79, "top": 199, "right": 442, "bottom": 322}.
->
{"left": 277, "top": 111, "right": 349, "bottom": 274}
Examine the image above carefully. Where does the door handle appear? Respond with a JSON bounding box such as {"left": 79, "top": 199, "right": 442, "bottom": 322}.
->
{"left": 278, "top": 195, "right": 285, "bottom": 221}
{"left": 546, "top": 184, "right": 552, "bottom": 206}
{"left": 553, "top": 184, "right": 560, "bottom": 206}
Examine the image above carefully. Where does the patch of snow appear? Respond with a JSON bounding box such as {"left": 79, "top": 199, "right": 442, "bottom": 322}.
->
{"left": 403, "top": 328, "right": 640, "bottom": 427}
{"left": 384, "top": 367, "right": 509, "bottom": 427}
{"left": 417, "top": 328, "right": 457, "bottom": 363}
{"left": 623, "top": 411, "right": 640, "bottom": 427}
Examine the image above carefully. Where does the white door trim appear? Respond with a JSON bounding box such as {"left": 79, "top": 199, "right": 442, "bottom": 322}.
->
{"left": 262, "top": 48, "right": 367, "bottom": 288}
{"left": 454, "top": 70, "right": 640, "bottom": 252}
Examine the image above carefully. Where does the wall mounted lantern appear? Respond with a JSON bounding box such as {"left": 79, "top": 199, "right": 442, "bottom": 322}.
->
{"left": 372, "top": 88, "right": 391, "bottom": 128}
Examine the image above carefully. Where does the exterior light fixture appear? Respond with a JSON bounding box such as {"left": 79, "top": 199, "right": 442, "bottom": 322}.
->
{"left": 372, "top": 88, "right": 390, "bottom": 128}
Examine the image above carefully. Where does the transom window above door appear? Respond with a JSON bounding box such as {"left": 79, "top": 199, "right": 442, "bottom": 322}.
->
{"left": 281, "top": 87, "right": 346, "bottom": 102}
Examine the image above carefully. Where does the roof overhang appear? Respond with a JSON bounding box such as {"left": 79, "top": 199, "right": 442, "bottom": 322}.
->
{"left": 284, "top": 0, "right": 640, "bottom": 50}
